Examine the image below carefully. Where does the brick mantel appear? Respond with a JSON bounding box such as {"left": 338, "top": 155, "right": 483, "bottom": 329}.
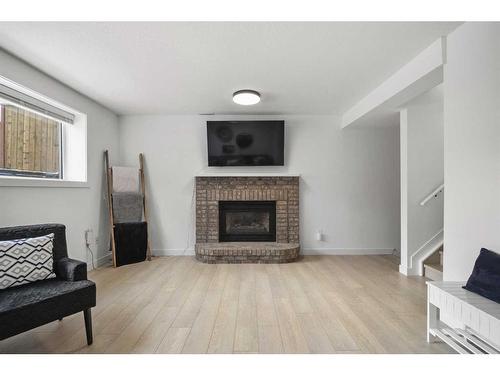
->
{"left": 195, "top": 176, "right": 300, "bottom": 263}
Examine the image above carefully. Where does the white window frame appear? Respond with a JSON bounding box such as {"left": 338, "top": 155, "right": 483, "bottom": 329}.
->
{"left": 0, "top": 75, "right": 88, "bottom": 188}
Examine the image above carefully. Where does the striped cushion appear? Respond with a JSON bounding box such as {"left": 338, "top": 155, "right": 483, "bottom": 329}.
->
{"left": 0, "top": 233, "right": 56, "bottom": 290}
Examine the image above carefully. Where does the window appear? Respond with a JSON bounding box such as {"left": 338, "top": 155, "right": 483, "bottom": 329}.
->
{"left": 0, "top": 104, "right": 63, "bottom": 179}
{"left": 0, "top": 77, "right": 86, "bottom": 186}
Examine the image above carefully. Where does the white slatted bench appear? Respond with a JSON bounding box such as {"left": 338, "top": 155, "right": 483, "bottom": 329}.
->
{"left": 427, "top": 281, "right": 500, "bottom": 354}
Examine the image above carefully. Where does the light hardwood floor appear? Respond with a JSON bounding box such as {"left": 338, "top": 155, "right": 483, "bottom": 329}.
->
{"left": 0, "top": 255, "right": 453, "bottom": 354}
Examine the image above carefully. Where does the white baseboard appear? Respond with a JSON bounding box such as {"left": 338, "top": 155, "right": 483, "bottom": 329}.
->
{"left": 97, "top": 253, "right": 112, "bottom": 267}
{"left": 399, "top": 264, "right": 420, "bottom": 276}
{"left": 399, "top": 264, "right": 409, "bottom": 275}
{"left": 87, "top": 253, "right": 112, "bottom": 271}
{"left": 153, "top": 248, "right": 196, "bottom": 256}
{"left": 151, "top": 247, "right": 394, "bottom": 257}
{"left": 302, "top": 248, "right": 395, "bottom": 256}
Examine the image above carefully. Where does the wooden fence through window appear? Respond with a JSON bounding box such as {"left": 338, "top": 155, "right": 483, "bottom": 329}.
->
{"left": 0, "top": 105, "right": 60, "bottom": 173}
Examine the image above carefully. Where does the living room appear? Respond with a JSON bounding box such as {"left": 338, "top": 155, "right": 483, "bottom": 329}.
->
{"left": 1, "top": 1, "right": 499, "bottom": 373}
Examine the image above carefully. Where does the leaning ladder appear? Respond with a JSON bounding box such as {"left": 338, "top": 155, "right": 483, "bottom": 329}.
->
{"left": 104, "top": 150, "right": 152, "bottom": 267}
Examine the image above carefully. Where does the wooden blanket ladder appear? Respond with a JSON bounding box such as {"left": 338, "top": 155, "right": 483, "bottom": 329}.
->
{"left": 104, "top": 150, "right": 152, "bottom": 267}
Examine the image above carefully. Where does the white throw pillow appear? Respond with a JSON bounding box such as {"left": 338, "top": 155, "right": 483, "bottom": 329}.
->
{"left": 0, "top": 233, "right": 56, "bottom": 290}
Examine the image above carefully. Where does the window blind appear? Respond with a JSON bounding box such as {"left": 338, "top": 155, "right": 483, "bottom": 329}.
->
{"left": 0, "top": 83, "right": 75, "bottom": 124}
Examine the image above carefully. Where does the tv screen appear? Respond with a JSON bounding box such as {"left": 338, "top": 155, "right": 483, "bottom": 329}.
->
{"left": 207, "top": 121, "right": 285, "bottom": 166}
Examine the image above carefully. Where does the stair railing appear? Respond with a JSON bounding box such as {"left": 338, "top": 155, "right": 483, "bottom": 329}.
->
{"left": 420, "top": 183, "right": 444, "bottom": 206}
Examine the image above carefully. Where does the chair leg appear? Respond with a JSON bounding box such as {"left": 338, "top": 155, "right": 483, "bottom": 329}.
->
{"left": 83, "top": 309, "right": 93, "bottom": 345}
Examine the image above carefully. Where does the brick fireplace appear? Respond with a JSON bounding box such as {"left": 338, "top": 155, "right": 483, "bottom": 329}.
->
{"left": 195, "top": 176, "right": 300, "bottom": 263}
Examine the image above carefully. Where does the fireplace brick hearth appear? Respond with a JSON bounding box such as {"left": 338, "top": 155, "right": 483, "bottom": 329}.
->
{"left": 195, "top": 176, "right": 300, "bottom": 263}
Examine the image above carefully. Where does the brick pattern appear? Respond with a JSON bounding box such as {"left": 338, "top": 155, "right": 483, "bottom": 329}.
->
{"left": 195, "top": 176, "right": 300, "bottom": 263}
{"left": 195, "top": 242, "right": 300, "bottom": 264}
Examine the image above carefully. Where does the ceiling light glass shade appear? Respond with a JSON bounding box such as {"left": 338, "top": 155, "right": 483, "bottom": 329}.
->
{"left": 232, "top": 90, "right": 261, "bottom": 105}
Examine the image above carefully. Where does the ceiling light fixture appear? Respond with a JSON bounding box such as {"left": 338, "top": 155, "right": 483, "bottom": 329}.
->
{"left": 232, "top": 90, "right": 261, "bottom": 105}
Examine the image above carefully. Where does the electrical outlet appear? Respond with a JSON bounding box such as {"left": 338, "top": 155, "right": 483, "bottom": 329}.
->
{"left": 85, "top": 229, "right": 94, "bottom": 246}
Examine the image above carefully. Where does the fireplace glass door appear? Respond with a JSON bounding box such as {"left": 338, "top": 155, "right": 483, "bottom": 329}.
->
{"left": 219, "top": 201, "right": 276, "bottom": 242}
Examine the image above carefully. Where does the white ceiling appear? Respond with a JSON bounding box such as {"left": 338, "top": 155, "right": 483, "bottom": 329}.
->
{"left": 0, "top": 22, "right": 460, "bottom": 116}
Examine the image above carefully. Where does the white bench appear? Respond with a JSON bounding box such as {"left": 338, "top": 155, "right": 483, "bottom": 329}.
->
{"left": 427, "top": 281, "right": 500, "bottom": 354}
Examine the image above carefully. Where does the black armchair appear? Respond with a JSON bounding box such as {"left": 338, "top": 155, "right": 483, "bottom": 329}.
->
{"left": 0, "top": 224, "right": 96, "bottom": 345}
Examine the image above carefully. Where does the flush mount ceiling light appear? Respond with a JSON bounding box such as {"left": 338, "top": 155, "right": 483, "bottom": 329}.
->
{"left": 232, "top": 90, "right": 261, "bottom": 105}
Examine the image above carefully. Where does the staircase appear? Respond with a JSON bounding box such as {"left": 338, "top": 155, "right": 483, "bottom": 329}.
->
{"left": 415, "top": 183, "right": 444, "bottom": 279}
{"left": 423, "top": 245, "right": 443, "bottom": 281}
{"left": 405, "top": 229, "right": 443, "bottom": 276}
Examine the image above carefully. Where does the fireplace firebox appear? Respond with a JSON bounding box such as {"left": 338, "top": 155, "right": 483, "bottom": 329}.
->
{"left": 219, "top": 201, "right": 276, "bottom": 242}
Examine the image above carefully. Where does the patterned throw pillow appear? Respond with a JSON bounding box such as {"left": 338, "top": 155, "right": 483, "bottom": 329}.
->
{"left": 0, "top": 233, "right": 56, "bottom": 290}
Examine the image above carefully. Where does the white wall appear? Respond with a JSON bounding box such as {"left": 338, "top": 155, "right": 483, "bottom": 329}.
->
{"left": 443, "top": 22, "right": 500, "bottom": 281}
{"left": 0, "top": 50, "right": 120, "bottom": 265}
{"left": 400, "top": 86, "right": 444, "bottom": 274}
{"left": 119, "top": 115, "right": 400, "bottom": 255}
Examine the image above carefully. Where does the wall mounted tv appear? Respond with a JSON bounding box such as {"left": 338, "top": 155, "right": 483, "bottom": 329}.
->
{"left": 207, "top": 121, "right": 285, "bottom": 166}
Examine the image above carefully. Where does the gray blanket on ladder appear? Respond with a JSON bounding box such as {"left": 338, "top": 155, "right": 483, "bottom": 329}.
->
{"left": 112, "top": 192, "right": 143, "bottom": 223}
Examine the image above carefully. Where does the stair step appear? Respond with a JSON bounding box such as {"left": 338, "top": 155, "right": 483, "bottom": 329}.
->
{"left": 424, "top": 263, "right": 443, "bottom": 281}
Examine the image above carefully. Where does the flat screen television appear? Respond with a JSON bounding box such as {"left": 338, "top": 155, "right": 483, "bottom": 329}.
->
{"left": 207, "top": 121, "right": 285, "bottom": 166}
